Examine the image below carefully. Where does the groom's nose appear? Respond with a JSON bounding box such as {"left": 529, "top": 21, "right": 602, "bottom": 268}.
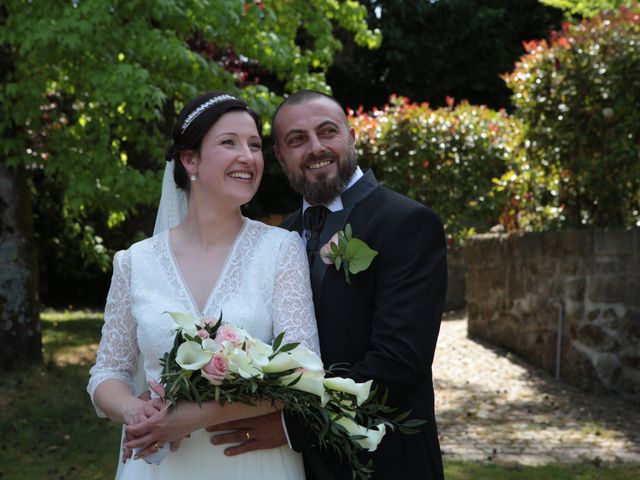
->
{"left": 308, "top": 133, "right": 326, "bottom": 156}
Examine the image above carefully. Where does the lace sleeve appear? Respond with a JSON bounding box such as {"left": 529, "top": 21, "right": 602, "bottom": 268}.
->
{"left": 272, "top": 232, "right": 321, "bottom": 356}
{"left": 87, "top": 250, "right": 140, "bottom": 417}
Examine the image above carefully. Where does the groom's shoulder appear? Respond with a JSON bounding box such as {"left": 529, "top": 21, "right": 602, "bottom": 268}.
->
{"left": 369, "top": 185, "right": 438, "bottom": 218}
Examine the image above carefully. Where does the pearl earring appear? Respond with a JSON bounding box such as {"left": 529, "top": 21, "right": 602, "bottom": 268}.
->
{"left": 190, "top": 174, "right": 196, "bottom": 182}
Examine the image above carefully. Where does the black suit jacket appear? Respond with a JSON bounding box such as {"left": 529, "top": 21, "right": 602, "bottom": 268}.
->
{"left": 282, "top": 170, "right": 446, "bottom": 480}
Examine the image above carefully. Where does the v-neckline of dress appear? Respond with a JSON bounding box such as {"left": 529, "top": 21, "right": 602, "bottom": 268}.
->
{"left": 165, "top": 218, "right": 248, "bottom": 317}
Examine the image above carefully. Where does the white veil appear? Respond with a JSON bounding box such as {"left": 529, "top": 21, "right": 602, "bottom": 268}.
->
{"left": 115, "top": 160, "right": 188, "bottom": 478}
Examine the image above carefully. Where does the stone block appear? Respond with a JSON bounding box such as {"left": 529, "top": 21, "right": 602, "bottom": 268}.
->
{"left": 587, "top": 309, "right": 601, "bottom": 322}
{"left": 576, "top": 325, "right": 620, "bottom": 352}
{"left": 562, "top": 278, "right": 586, "bottom": 304}
{"left": 594, "top": 229, "right": 634, "bottom": 255}
{"left": 562, "top": 229, "right": 594, "bottom": 256}
{"left": 621, "top": 352, "right": 640, "bottom": 369}
{"left": 556, "top": 257, "right": 586, "bottom": 276}
{"left": 510, "top": 231, "right": 544, "bottom": 259}
{"left": 587, "top": 275, "right": 638, "bottom": 305}
{"left": 593, "top": 353, "right": 623, "bottom": 388}
{"left": 465, "top": 234, "right": 505, "bottom": 267}
{"left": 619, "top": 310, "right": 640, "bottom": 344}
{"left": 445, "top": 248, "right": 466, "bottom": 311}
{"left": 599, "top": 308, "right": 620, "bottom": 329}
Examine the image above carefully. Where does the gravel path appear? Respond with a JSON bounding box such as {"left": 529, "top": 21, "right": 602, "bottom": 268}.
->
{"left": 433, "top": 311, "right": 640, "bottom": 465}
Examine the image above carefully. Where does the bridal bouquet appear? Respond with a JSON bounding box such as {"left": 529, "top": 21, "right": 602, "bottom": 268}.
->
{"left": 158, "top": 311, "right": 423, "bottom": 479}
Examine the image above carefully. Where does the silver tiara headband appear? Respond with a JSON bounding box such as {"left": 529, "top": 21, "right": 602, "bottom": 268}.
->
{"left": 180, "top": 94, "right": 238, "bottom": 133}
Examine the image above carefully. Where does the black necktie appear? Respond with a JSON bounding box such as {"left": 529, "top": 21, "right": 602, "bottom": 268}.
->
{"left": 303, "top": 205, "right": 329, "bottom": 266}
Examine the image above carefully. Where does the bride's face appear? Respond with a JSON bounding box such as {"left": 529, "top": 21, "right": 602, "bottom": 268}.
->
{"left": 192, "top": 110, "right": 263, "bottom": 208}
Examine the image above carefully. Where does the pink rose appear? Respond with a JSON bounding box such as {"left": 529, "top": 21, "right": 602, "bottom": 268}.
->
{"left": 196, "top": 330, "right": 209, "bottom": 339}
{"left": 320, "top": 233, "right": 339, "bottom": 265}
{"left": 202, "top": 353, "right": 228, "bottom": 385}
{"left": 215, "top": 325, "right": 242, "bottom": 346}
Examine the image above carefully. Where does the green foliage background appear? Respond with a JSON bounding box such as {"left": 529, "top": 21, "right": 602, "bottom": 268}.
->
{"left": 498, "top": 3, "right": 640, "bottom": 230}
{"left": 0, "top": 0, "right": 380, "bottom": 306}
{"left": 351, "top": 97, "right": 522, "bottom": 246}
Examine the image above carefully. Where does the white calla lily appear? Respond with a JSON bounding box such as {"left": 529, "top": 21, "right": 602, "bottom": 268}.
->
{"left": 324, "top": 378, "right": 373, "bottom": 406}
{"left": 264, "top": 345, "right": 324, "bottom": 373}
{"left": 175, "top": 340, "right": 213, "bottom": 370}
{"left": 279, "top": 369, "right": 327, "bottom": 399}
{"left": 166, "top": 311, "right": 199, "bottom": 338}
{"left": 332, "top": 414, "right": 386, "bottom": 452}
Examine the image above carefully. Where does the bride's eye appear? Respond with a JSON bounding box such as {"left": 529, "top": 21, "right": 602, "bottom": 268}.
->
{"left": 221, "top": 139, "right": 236, "bottom": 146}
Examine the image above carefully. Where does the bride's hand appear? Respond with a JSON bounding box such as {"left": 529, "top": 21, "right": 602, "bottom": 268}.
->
{"left": 121, "top": 395, "right": 165, "bottom": 427}
{"left": 124, "top": 399, "right": 205, "bottom": 459}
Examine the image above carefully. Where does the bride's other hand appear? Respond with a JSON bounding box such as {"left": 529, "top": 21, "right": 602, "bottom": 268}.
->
{"left": 124, "top": 400, "right": 203, "bottom": 458}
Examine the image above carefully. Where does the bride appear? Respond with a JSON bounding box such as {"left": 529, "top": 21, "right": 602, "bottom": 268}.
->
{"left": 87, "top": 92, "right": 319, "bottom": 479}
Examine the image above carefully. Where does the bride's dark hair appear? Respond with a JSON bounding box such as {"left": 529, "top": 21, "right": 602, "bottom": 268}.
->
{"left": 166, "top": 91, "right": 263, "bottom": 192}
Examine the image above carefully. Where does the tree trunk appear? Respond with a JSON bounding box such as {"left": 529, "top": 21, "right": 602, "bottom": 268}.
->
{"left": 0, "top": 161, "right": 41, "bottom": 370}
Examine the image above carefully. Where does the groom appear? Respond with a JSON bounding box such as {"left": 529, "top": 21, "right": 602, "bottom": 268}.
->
{"left": 207, "top": 90, "right": 447, "bottom": 479}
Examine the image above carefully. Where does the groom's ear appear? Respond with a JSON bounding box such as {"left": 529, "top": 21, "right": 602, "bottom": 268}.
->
{"left": 273, "top": 144, "right": 283, "bottom": 166}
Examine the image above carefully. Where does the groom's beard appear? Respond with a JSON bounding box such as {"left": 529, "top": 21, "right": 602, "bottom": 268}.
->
{"left": 283, "top": 146, "right": 358, "bottom": 206}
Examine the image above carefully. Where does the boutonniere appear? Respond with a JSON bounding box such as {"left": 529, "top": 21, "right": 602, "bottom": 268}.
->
{"left": 319, "top": 224, "right": 378, "bottom": 284}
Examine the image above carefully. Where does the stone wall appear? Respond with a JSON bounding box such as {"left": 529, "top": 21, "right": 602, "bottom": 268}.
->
{"left": 465, "top": 229, "right": 640, "bottom": 393}
{"left": 445, "top": 248, "right": 466, "bottom": 311}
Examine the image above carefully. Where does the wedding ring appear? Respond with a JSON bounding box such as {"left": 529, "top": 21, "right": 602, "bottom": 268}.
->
{"left": 245, "top": 430, "right": 252, "bottom": 441}
{"left": 152, "top": 441, "right": 160, "bottom": 451}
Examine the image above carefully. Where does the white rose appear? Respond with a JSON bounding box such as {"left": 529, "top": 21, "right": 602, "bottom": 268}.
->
{"left": 175, "top": 340, "right": 213, "bottom": 370}
{"left": 324, "top": 378, "right": 373, "bottom": 406}
{"left": 225, "top": 345, "right": 263, "bottom": 379}
{"left": 246, "top": 337, "right": 273, "bottom": 368}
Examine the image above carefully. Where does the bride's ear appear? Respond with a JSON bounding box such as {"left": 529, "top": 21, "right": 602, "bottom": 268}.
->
{"left": 180, "top": 150, "right": 198, "bottom": 177}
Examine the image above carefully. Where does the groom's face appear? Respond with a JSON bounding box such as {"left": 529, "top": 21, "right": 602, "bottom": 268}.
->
{"left": 273, "top": 98, "right": 357, "bottom": 205}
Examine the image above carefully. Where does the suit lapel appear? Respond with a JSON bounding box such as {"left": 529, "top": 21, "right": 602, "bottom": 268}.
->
{"left": 311, "top": 169, "right": 379, "bottom": 302}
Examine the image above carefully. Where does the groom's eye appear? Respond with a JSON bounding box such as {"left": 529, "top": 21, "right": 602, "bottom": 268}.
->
{"left": 287, "top": 135, "right": 304, "bottom": 146}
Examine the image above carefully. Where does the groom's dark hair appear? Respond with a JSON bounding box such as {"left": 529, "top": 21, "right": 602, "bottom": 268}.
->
{"left": 271, "top": 90, "right": 348, "bottom": 144}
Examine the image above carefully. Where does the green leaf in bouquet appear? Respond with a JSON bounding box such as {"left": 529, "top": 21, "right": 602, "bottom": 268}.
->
{"left": 344, "top": 223, "right": 353, "bottom": 240}
{"left": 271, "top": 332, "right": 285, "bottom": 353}
{"left": 392, "top": 409, "right": 412, "bottom": 423}
{"left": 278, "top": 341, "right": 300, "bottom": 353}
{"left": 345, "top": 238, "right": 378, "bottom": 274}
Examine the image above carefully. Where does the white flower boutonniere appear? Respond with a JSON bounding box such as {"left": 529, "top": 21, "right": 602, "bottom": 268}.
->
{"left": 319, "top": 224, "right": 378, "bottom": 284}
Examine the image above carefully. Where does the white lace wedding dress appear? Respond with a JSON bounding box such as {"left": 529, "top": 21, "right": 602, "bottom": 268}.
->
{"left": 88, "top": 218, "right": 319, "bottom": 480}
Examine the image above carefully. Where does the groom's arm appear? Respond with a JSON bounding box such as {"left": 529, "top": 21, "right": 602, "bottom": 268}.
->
{"left": 348, "top": 204, "right": 447, "bottom": 388}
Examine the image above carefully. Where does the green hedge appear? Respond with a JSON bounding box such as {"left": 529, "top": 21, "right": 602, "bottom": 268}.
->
{"left": 351, "top": 96, "right": 521, "bottom": 246}
{"left": 500, "top": 3, "right": 640, "bottom": 229}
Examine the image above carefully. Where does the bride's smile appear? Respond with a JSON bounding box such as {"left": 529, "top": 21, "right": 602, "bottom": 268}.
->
{"left": 186, "top": 110, "right": 264, "bottom": 210}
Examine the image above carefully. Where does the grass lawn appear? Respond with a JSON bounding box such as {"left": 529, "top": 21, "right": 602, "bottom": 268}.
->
{"left": 0, "top": 311, "right": 637, "bottom": 479}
